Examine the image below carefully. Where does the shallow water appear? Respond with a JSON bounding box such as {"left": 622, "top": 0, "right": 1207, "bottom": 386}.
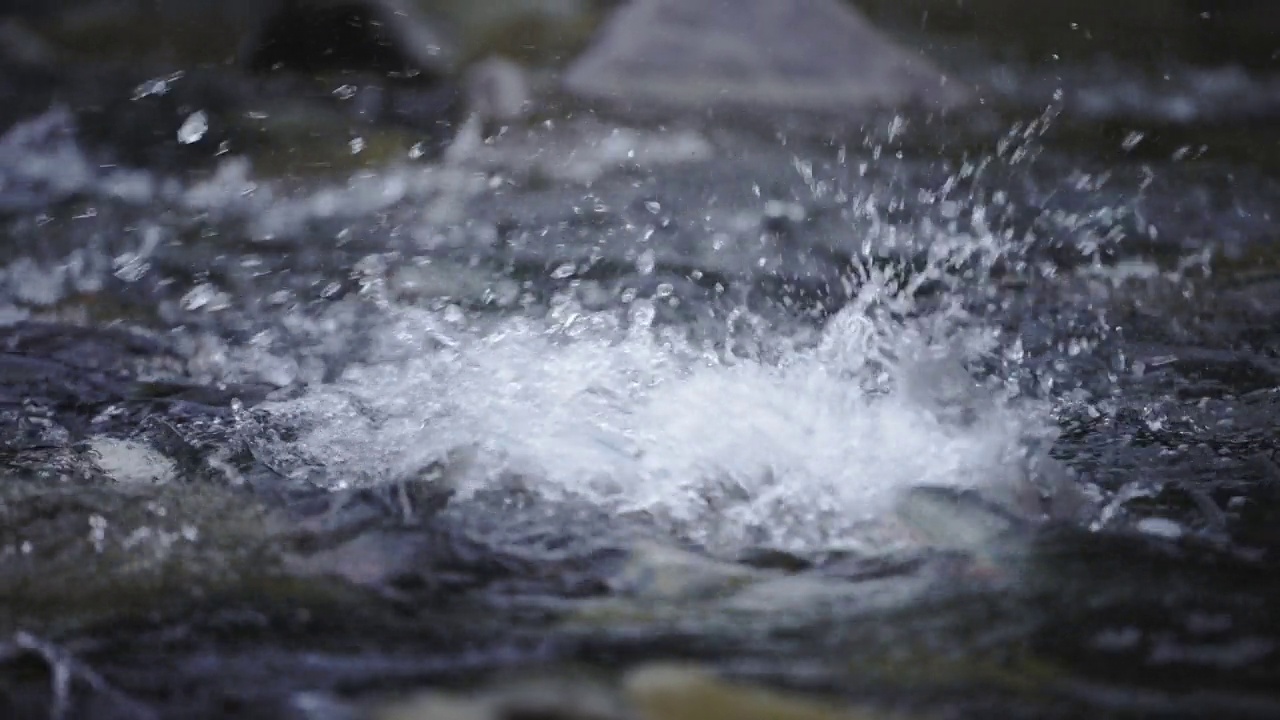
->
{"left": 2, "top": 45, "right": 1279, "bottom": 720}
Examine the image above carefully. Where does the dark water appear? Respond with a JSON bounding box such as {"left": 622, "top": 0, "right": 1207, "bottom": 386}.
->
{"left": 1, "top": 39, "right": 1279, "bottom": 720}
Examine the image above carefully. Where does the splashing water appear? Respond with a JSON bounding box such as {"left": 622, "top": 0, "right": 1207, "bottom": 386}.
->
{"left": 249, "top": 247, "right": 1067, "bottom": 553}
{"left": 0, "top": 104, "right": 1112, "bottom": 553}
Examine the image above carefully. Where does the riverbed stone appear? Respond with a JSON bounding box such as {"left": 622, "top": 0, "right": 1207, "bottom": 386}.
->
{"left": 606, "top": 540, "right": 766, "bottom": 601}
{"left": 562, "top": 0, "right": 970, "bottom": 116}
{"left": 374, "top": 665, "right": 906, "bottom": 720}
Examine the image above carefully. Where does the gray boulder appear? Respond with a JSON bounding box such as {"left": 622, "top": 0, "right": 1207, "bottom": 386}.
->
{"left": 562, "top": 0, "right": 970, "bottom": 115}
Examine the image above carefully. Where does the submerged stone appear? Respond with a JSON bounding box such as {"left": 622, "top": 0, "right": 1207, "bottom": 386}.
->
{"left": 562, "top": 0, "right": 970, "bottom": 115}
{"left": 893, "top": 486, "right": 1030, "bottom": 553}
{"left": 624, "top": 663, "right": 900, "bottom": 720}
{"left": 374, "top": 665, "right": 903, "bottom": 720}
{"left": 606, "top": 540, "right": 766, "bottom": 601}
{"left": 0, "top": 480, "right": 281, "bottom": 631}
{"left": 377, "top": 674, "right": 626, "bottom": 720}
{"left": 723, "top": 572, "right": 935, "bottom": 616}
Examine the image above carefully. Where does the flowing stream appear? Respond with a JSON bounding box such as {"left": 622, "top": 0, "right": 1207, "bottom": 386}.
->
{"left": 1, "top": 28, "right": 1279, "bottom": 720}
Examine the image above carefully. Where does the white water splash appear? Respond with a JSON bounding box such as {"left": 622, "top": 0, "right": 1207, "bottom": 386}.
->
{"left": 252, "top": 266, "right": 1059, "bottom": 552}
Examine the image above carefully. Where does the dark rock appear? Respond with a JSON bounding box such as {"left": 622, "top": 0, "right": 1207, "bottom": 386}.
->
{"left": 0, "top": 322, "right": 272, "bottom": 444}
{"left": 856, "top": 0, "right": 1280, "bottom": 70}
{"left": 245, "top": 0, "right": 455, "bottom": 78}
{"left": 4, "top": 1, "right": 464, "bottom": 172}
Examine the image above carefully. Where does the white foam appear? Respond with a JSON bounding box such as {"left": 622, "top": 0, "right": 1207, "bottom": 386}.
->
{"left": 88, "top": 437, "right": 178, "bottom": 486}
{"left": 253, "top": 271, "right": 1055, "bottom": 552}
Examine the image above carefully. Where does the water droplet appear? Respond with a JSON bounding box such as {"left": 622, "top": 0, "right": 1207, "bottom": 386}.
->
{"left": 887, "top": 115, "right": 908, "bottom": 142}
{"left": 88, "top": 514, "right": 108, "bottom": 552}
{"left": 181, "top": 283, "right": 230, "bottom": 312}
{"left": 629, "top": 299, "right": 656, "bottom": 328}
{"left": 177, "top": 111, "right": 208, "bottom": 145}
{"left": 636, "top": 249, "right": 656, "bottom": 275}
{"left": 1121, "top": 131, "right": 1145, "bottom": 151}
{"left": 1136, "top": 517, "right": 1183, "bottom": 540}
{"left": 112, "top": 255, "right": 150, "bottom": 282}
{"left": 132, "top": 70, "right": 183, "bottom": 100}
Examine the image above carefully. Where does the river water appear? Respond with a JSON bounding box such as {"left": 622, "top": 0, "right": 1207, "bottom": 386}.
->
{"left": 1, "top": 39, "right": 1278, "bottom": 720}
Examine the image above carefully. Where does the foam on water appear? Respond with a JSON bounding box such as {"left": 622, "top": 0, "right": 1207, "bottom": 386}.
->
{"left": 252, "top": 261, "right": 1061, "bottom": 552}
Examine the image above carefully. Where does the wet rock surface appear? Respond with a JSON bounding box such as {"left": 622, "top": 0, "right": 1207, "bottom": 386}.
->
{"left": 0, "top": 322, "right": 265, "bottom": 448}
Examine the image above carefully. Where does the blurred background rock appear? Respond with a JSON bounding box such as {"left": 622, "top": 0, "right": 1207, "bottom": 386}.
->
{"left": 1, "top": 0, "right": 1277, "bottom": 171}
